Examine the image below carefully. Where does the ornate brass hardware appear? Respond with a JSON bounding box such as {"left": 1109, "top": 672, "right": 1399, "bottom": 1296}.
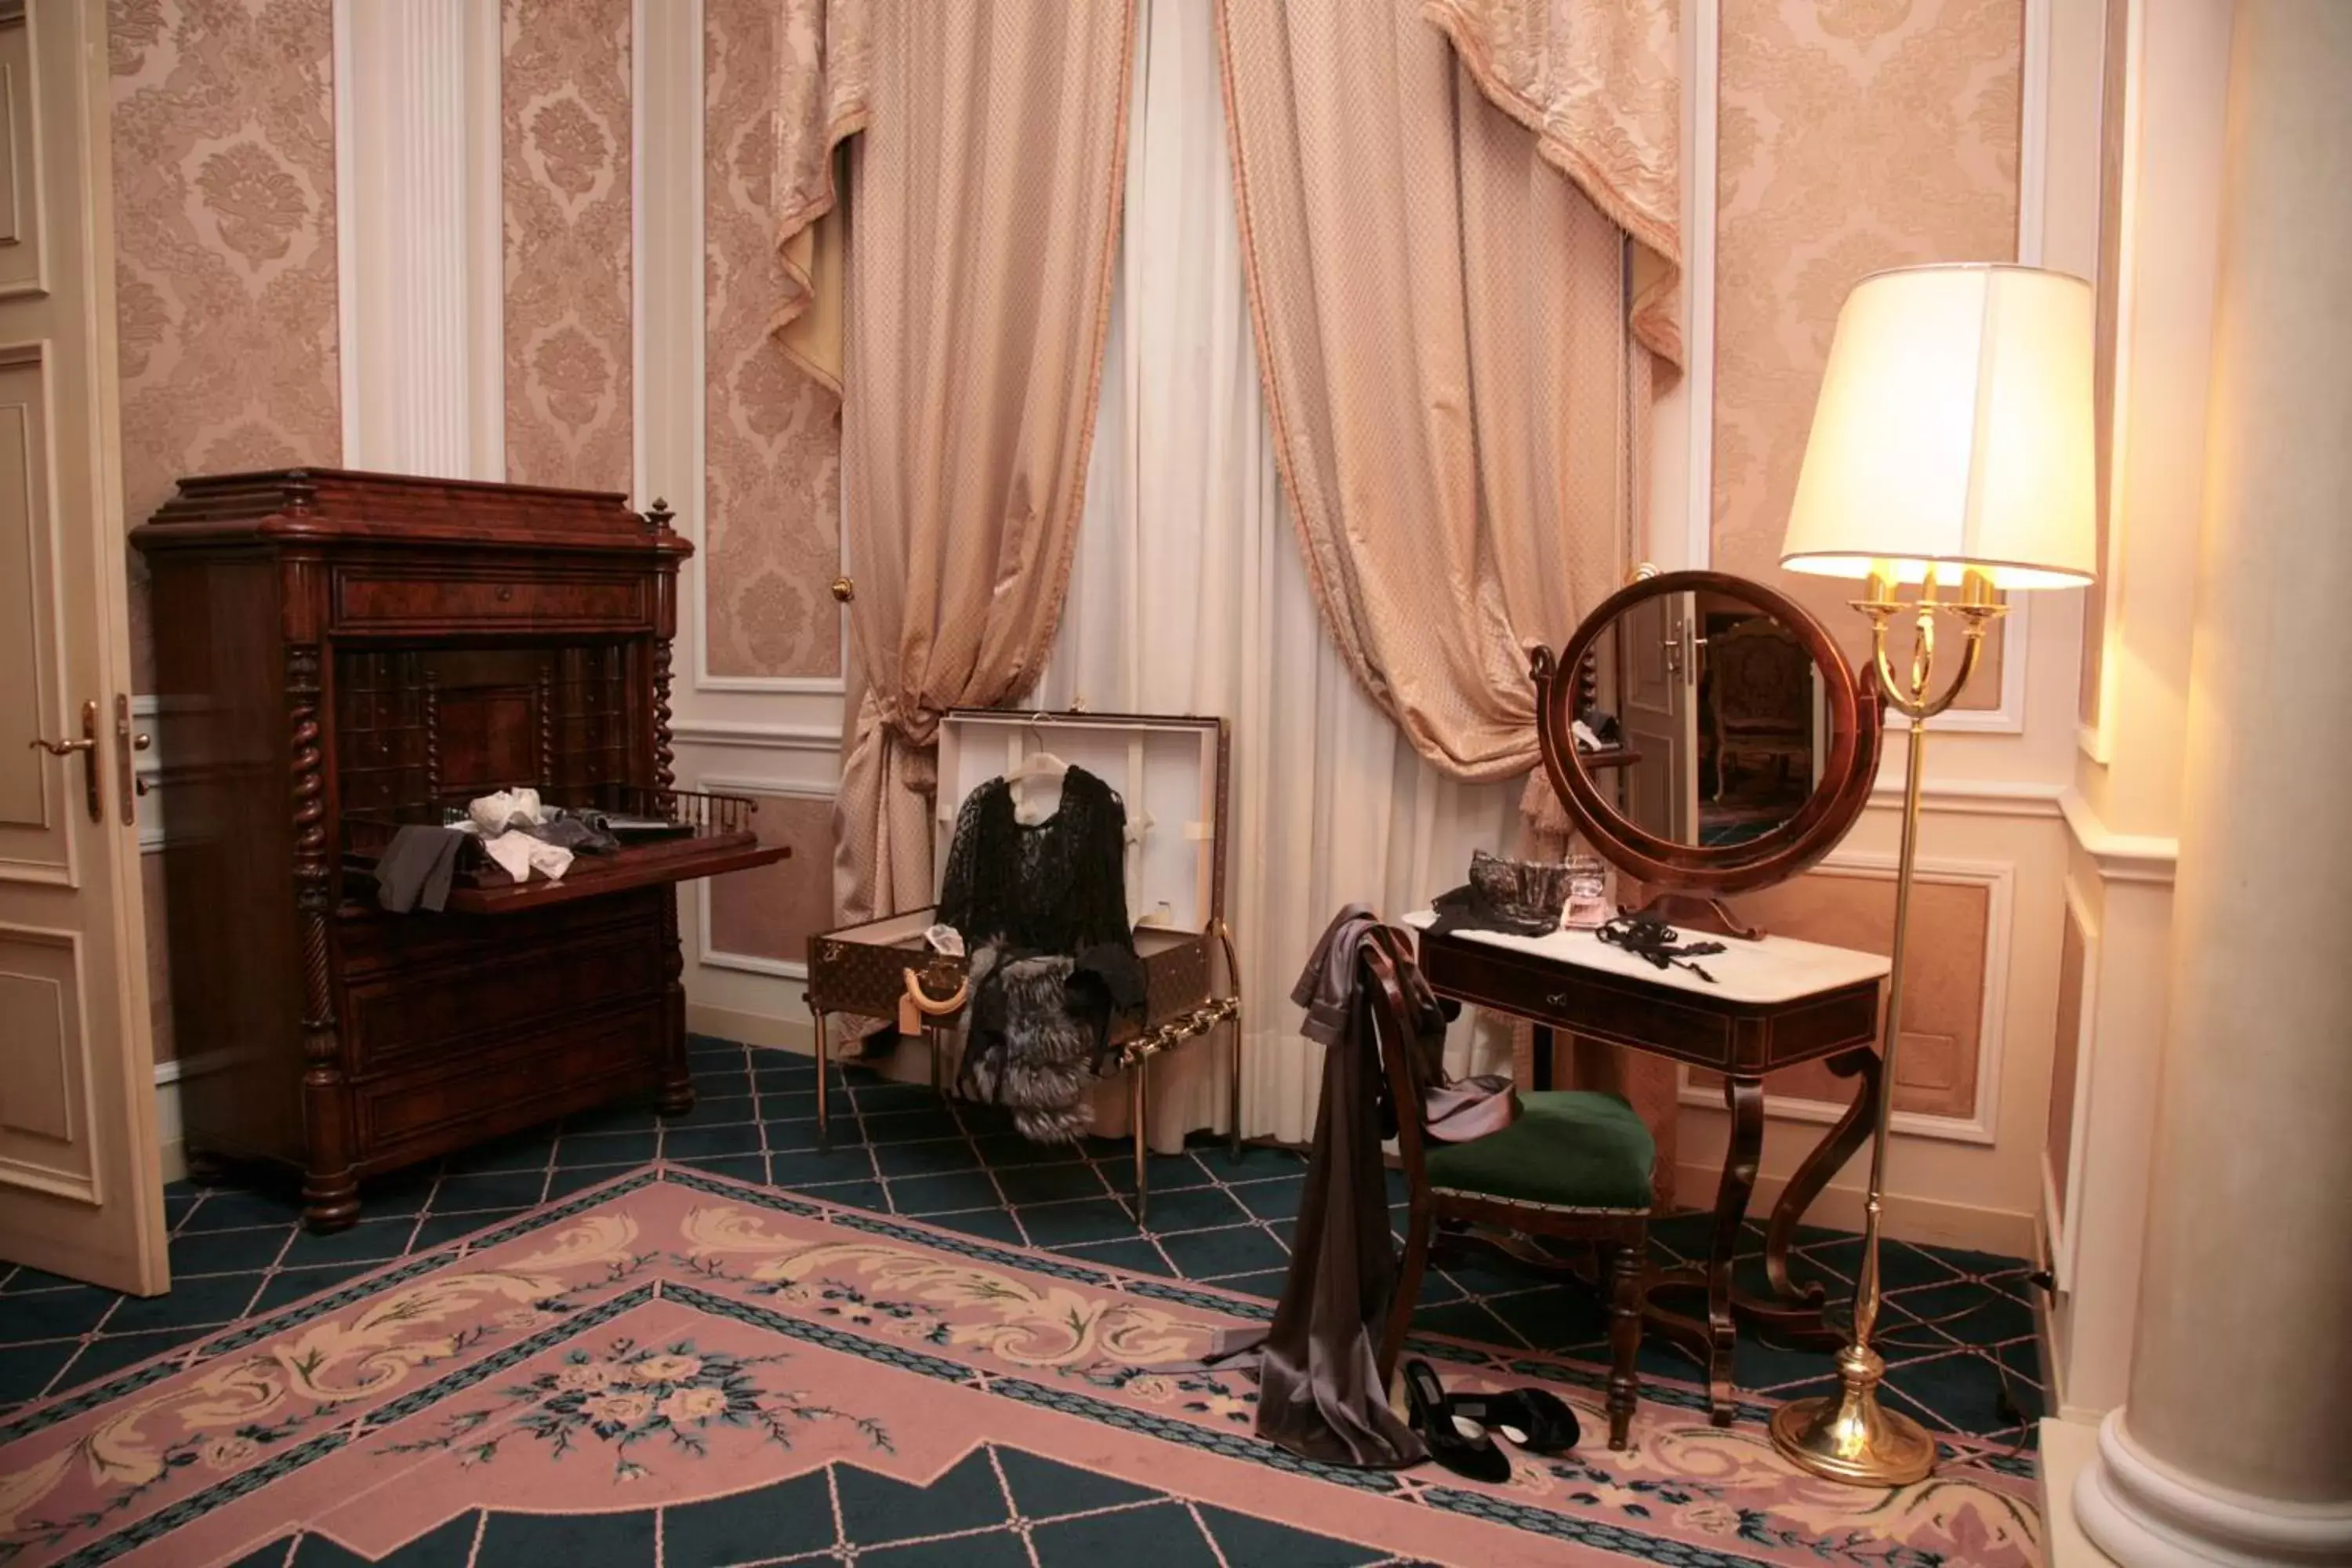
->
{"left": 27, "top": 699, "right": 101, "bottom": 822}
{"left": 114, "top": 694, "right": 151, "bottom": 823}
{"left": 829, "top": 575, "right": 855, "bottom": 604}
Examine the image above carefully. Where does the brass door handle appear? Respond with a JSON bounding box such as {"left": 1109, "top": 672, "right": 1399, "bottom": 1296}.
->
{"left": 830, "top": 575, "right": 855, "bottom": 604}
{"left": 27, "top": 700, "right": 101, "bottom": 822}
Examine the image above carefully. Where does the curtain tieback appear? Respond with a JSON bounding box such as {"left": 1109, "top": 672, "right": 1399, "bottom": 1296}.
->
{"left": 852, "top": 691, "right": 945, "bottom": 798}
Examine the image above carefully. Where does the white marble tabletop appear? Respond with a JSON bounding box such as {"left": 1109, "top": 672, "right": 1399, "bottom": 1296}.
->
{"left": 1400, "top": 909, "right": 1890, "bottom": 1007}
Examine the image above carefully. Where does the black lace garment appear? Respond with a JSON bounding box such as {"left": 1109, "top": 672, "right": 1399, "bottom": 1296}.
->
{"left": 938, "top": 765, "right": 1134, "bottom": 956}
{"left": 938, "top": 765, "right": 1145, "bottom": 1142}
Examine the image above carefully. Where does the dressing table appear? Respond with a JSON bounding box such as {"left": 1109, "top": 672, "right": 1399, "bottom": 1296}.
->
{"left": 1414, "top": 569, "right": 1893, "bottom": 1424}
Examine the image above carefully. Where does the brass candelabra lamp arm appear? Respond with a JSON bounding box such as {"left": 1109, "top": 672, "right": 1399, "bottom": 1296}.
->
{"left": 1769, "top": 557, "right": 2007, "bottom": 1489}
{"left": 1853, "top": 564, "right": 2006, "bottom": 721}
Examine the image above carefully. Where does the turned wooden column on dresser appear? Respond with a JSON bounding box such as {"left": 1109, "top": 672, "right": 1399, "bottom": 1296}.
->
{"left": 133, "top": 470, "right": 786, "bottom": 1229}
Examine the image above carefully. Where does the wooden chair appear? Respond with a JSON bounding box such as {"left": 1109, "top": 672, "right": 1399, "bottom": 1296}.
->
{"left": 1707, "top": 614, "right": 1815, "bottom": 802}
{"left": 1362, "top": 929, "right": 1654, "bottom": 1449}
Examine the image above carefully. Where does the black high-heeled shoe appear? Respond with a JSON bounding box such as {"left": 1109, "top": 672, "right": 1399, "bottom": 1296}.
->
{"left": 1401, "top": 1359, "right": 1512, "bottom": 1484}
{"left": 1447, "top": 1386, "right": 1581, "bottom": 1456}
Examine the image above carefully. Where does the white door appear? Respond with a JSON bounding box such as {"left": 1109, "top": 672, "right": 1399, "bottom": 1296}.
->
{"left": 0, "top": 0, "right": 169, "bottom": 1295}
{"left": 1616, "top": 589, "right": 1699, "bottom": 844}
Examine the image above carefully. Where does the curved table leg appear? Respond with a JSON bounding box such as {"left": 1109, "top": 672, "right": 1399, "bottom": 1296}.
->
{"left": 1730, "top": 1045, "right": 1880, "bottom": 1347}
{"left": 1646, "top": 1073, "right": 1764, "bottom": 1426}
{"left": 1706, "top": 1075, "right": 1765, "bottom": 1422}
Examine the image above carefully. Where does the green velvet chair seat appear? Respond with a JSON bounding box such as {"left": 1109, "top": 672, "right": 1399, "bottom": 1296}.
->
{"left": 1424, "top": 1090, "right": 1655, "bottom": 1213}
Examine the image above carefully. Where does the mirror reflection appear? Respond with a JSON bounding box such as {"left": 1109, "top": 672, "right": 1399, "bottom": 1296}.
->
{"left": 1570, "top": 591, "right": 1828, "bottom": 850}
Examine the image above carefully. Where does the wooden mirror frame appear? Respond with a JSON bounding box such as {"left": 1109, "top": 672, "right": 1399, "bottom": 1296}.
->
{"left": 1535, "top": 569, "right": 1883, "bottom": 902}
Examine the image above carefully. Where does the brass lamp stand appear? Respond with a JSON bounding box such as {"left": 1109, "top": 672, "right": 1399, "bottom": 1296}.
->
{"left": 1767, "top": 562, "right": 2003, "bottom": 1487}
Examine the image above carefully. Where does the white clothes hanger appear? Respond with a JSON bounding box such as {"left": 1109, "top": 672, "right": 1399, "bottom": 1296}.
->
{"left": 1006, "top": 713, "right": 1069, "bottom": 782}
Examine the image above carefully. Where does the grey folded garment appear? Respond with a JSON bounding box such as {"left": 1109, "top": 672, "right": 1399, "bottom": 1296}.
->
{"left": 375, "top": 825, "right": 466, "bottom": 913}
{"left": 529, "top": 815, "right": 620, "bottom": 855}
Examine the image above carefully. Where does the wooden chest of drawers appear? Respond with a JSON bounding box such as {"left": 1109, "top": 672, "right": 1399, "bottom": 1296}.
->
{"left": 132, "top": 468, "right": 786, "bottom": 1228}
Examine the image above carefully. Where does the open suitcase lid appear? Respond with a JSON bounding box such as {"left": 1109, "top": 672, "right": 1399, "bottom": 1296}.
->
{"left": 935, "top": 710, "right": 1229, "bottom": 937}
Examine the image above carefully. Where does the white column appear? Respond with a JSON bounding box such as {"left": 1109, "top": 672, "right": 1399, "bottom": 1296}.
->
{"left": 2074, "top": 4, "right": 2352, "bottom": 1563}
{"left": 336, "top": 0, "right": 504, "bottom": 477}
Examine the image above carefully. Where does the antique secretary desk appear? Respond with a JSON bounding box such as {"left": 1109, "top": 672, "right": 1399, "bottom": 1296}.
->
{"left": 133, "top": 470, "right": 786, "bottom": 1229}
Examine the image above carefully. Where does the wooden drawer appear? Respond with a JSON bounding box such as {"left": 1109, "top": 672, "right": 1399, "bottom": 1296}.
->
{"left": 353, "top": 1003, "right": 665, "bottom": 1167}
{"left": 1418, "top": 931, "right": 1741, "bottom": 1070}
{"left": 332, "top": 568, "right": 647, "bottom": 630}
{"left": 343, "top": 927, "right": 664, "bottom": 1074}
{"left": 339, "top": 891, "right": 662, "bottom": 978}
{"left": 1415, "top": 928, "right": 1882, "bottom": 1074}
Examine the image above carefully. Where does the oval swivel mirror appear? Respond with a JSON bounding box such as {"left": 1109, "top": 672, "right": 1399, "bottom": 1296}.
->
{"left": 1534, "top": 570, "right": 1883, "bottom": 939}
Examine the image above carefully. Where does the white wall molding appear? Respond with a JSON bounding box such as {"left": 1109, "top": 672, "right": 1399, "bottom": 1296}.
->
{"left": 1671, "top": 0, "right": 1719, "bottom": 572}
{"left": 673, "top": 719, "right": 842, "bottom": 753}
{"left": 466, "top": 0, "right": 505, "bottom": 481}
{"left": 630, "top": 0, "right": 650, "bottom": 509}
{"left": 637, "top": 0, "right": 698, "bottom": 554}
{"left": 2042, "top": 873, "right": 2101, "bottom": 1296}
{"left": 2017, "top": 0, "right": 2052, "bottom": 269}
{"left": 1865, "top": 774, "right": 2064, "bottom": 820}
{"left": 336, "top": 0, "right": 504, "bottom": 477}
{"left": 1671, "top": 1159, "right": 2035, "bottom": 1257}
{"left": 644, "top": 0, "right": 847, "bottom": 701}
{"left": 2076, "top": 0, "right": 2143, "bottom": 769}
{"left": 1677, "top": 849, "right": 2016, "bottom": 1148}
{"left": 667, "top": 0, "right": 850, "bottom": 700}
{"left": 687, "top": 1004, "right": 813, "bottom": 1054}
{"left": 691, "top": 771, "right": 835, "bottom": 984}
{"left": 695, "top": 671, "right": 851, "bottom": 696}
{"left": 2059, "top": 786, "right": 2178, "bottom": 885}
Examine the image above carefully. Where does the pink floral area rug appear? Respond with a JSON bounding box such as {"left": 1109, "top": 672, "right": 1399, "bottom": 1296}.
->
{"left": 0, "top": 1167, "right": 2042, "bottom": 1566}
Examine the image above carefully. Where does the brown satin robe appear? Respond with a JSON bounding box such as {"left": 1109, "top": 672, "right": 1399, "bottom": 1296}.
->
{"left": 1247, "top": 906, "right": 1516, "bottom": 1468}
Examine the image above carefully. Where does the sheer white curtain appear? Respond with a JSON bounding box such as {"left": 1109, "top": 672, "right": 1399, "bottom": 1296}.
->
{"left": 1040, "top": 0, "right": 1520, "bottom": 1149}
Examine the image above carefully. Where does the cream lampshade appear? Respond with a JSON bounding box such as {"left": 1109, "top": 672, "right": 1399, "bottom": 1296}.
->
{"left": 1765, "top": 263, "right": 2099, "bottom": 1490}
{"left": 1780, "top": 263, "right": 2096, "bottom": 589}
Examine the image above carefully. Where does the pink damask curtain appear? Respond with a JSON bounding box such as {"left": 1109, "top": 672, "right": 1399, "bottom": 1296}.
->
{"left": 1424, "top": 0, "right": 1682, "bottom": 363}
{"left": 768, "top": 0, "right": 867, "bottom": 391}
{"left": 1218, "top": 0, "right": 1682, "bottom": 1196}
{"left": 1218, "top": 0, "right": 1679, "bottom": 789}
{"left": 772, "top": 1, "right": 1138, "bottom": 924}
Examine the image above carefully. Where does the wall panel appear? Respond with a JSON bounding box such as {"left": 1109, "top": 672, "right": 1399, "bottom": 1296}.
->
{"left": 1711, "top": 0, "right": 2024, "bottom": 708}
{"left": 700, "top": 0, "right": 842, "bottom": 683}
{"left": 111, "top": 0, "right": 343, "bottom": 684}
{"left": 503, "top": 0, "right": 633, "bottom": 491}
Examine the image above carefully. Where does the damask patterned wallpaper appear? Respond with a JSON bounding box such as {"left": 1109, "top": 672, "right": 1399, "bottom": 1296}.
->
{"left": 503, "top": 0, "right": 633, "bottom": 492}
{"left": 702, "top": 0, "right": 842, "bottom": 681}
{"left": 111, "top": 0, "right": 343, "bottom": 686}
{"left": 1711, "top": 0, "right": 2023, "bottom": 704}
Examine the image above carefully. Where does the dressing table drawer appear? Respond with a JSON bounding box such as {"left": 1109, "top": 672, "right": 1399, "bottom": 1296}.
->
{"left": 1415, "top": 927, "right": 1882, "bottom": 1075}
{"left": 1419, "top": 933, "right": 1737, "bottom": 1069}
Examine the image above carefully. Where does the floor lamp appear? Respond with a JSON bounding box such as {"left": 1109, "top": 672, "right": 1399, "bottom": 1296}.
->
{"left": 1768, "top": 264, "right": 2098, "bottom": 1486}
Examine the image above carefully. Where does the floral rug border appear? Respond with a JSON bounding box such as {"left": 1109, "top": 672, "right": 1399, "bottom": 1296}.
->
{"left": 7, "top": 1162, "right": 2036, "bottom": 1568}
